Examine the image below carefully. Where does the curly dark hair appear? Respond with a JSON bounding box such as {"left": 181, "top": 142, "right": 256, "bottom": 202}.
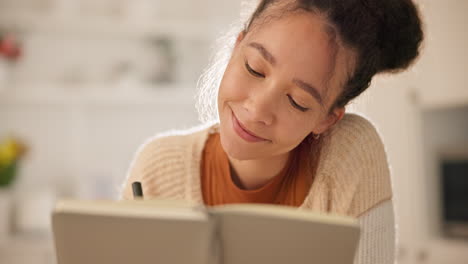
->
{"left": 245, "top": 0, "right": 424, "bottom": 110}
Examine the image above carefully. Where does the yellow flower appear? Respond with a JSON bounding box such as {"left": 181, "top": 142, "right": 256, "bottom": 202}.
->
{"left": 0, "top": 138, "right": 25, "bottom": 166}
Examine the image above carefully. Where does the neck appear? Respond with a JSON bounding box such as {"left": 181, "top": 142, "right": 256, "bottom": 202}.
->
{"left": 227, "top": 152, "right": 290, "bottom": 190}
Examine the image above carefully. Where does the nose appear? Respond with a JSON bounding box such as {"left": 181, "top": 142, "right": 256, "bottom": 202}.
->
{"left": 243, "top": 86, "right": 276, "bottom": 126}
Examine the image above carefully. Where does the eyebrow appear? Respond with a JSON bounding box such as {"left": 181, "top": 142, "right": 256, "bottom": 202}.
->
{"left": 293, "top": 79, "right": 324, "bottom": 106}
{"left": 248, "top": 42, "right": 277, "bottom": 65}
{"left": 248, "top": 42, "right": 324, "bottom": 106}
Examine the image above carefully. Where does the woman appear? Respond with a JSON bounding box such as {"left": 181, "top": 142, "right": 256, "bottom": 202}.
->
{"left": 122, "top": 0, "right": 423, "bottom": 263}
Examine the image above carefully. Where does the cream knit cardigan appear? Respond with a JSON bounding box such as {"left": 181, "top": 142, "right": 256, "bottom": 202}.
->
{"left": 121, "top": 113, "right": 396, "bottom": 264}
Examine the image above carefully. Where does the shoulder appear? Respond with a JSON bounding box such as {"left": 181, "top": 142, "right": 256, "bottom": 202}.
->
{"left": 320, "top": 113, "right": 388, "bottom": 174}
{"left": 316, "top": 113, "right": 393, "bottom": 216}
{"left": 330, "top": 113, "right": 384, "bottom": 148}
{"left": 137, "top": 122, "right": 217, "bottom": 151}
{"left": 120, "top": 122, "right": 216, "bottom": 200}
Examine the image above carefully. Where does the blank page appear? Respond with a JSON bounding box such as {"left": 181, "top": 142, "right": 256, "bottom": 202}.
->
{"left": 214, "top": 205, "right": 359, "bottom": 264}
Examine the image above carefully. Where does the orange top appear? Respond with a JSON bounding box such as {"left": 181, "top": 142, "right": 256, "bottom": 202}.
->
{"left": 201, "top": 133, "right": 313, "bottom": 207}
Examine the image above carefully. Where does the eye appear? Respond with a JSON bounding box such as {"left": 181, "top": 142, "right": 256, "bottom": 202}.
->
{"left": 245, "top": 61, "right": 265, "bottom": 78}
{"left": 287, "top": 95, "right": 309, "bottom": 112}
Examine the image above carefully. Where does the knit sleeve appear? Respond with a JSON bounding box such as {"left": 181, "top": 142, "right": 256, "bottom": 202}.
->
{"left": 345, "top": 114, "right": 393, "bottom": 216}
{"left": 354, "top": 200, "right": 396, "bottom": 264}
{"left": 120, "top": 136, "right": 165, "bottom": 200}
{"left": 119, "top": 134, "right": 188, "bottom": 201}
{"left": 314, "top": 114, "right": 393, "bottom": 216}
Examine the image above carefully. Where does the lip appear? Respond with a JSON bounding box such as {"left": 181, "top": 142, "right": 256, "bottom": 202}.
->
{"left": 231, "top": 110, "right": 268, "bottom": 143}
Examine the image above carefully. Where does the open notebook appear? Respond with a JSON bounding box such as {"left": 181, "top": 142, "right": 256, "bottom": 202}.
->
{"left": 52, "top": 199, "right": 360, "bottom": 264}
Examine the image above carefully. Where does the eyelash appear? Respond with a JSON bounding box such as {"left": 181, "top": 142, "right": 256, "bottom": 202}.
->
{"left": 287, "top": 95, "right": 309, "bottom": 112}
{"left": 245, "top": 61, "right": 264, "bottom": 78}
{"left": 244, "top": 61, "right": 309, "bottom": 112}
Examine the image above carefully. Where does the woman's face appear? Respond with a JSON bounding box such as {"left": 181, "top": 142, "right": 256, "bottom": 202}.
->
{"left": 218, "top": 12, "right": 353, "bottom": 161}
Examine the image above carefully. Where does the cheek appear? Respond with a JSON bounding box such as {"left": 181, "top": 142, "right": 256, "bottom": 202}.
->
{"left": 275, "top": 114, "right": 317, "bottom": 147}
{"left": 219, "top": 61, "right": 250, "bottom": 103}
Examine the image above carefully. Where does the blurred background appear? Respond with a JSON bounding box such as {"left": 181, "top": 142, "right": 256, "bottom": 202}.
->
{"left": 0, "top": 0, "right": 466, "bottom": 263}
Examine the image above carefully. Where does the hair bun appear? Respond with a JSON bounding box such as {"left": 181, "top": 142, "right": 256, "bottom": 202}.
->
{"left": 372, "top": 0, "right": 424, "bottom": 72}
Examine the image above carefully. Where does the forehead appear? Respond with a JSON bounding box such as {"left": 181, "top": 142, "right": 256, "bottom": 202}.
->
{"left": 244, "top": 12, "right": 355, "bottom": 106}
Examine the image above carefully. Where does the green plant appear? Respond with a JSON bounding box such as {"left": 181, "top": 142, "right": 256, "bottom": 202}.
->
{"left": 0, "top": 137, "right": 27, "bottom": 188}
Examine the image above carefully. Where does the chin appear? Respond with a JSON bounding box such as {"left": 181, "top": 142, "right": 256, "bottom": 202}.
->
{"left": 219, "top": 127, "right": 249, "bottom": 160}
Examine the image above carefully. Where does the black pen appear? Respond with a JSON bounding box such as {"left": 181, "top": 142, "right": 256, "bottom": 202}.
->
{"left": 132, "top": 181, "right": 144, "bottom": 199}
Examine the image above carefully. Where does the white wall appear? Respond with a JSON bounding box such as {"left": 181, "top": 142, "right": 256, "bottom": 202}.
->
{"left": 414, "top": 0, "right": 468, "bottom": 108}
{"left": 0, "top": 0, "right": 241, "bottom": 201}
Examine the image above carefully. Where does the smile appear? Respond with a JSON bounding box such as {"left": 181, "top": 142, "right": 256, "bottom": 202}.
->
{"left": 231, "top": 110, "right": 268, "bottom": 143}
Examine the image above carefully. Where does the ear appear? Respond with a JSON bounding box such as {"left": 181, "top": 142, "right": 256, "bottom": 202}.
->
{"left": 234, "top": 30, "right": 246, "bottom": 48}
{"left": 313, "top": 107, "right": 345, "bottom": 135}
